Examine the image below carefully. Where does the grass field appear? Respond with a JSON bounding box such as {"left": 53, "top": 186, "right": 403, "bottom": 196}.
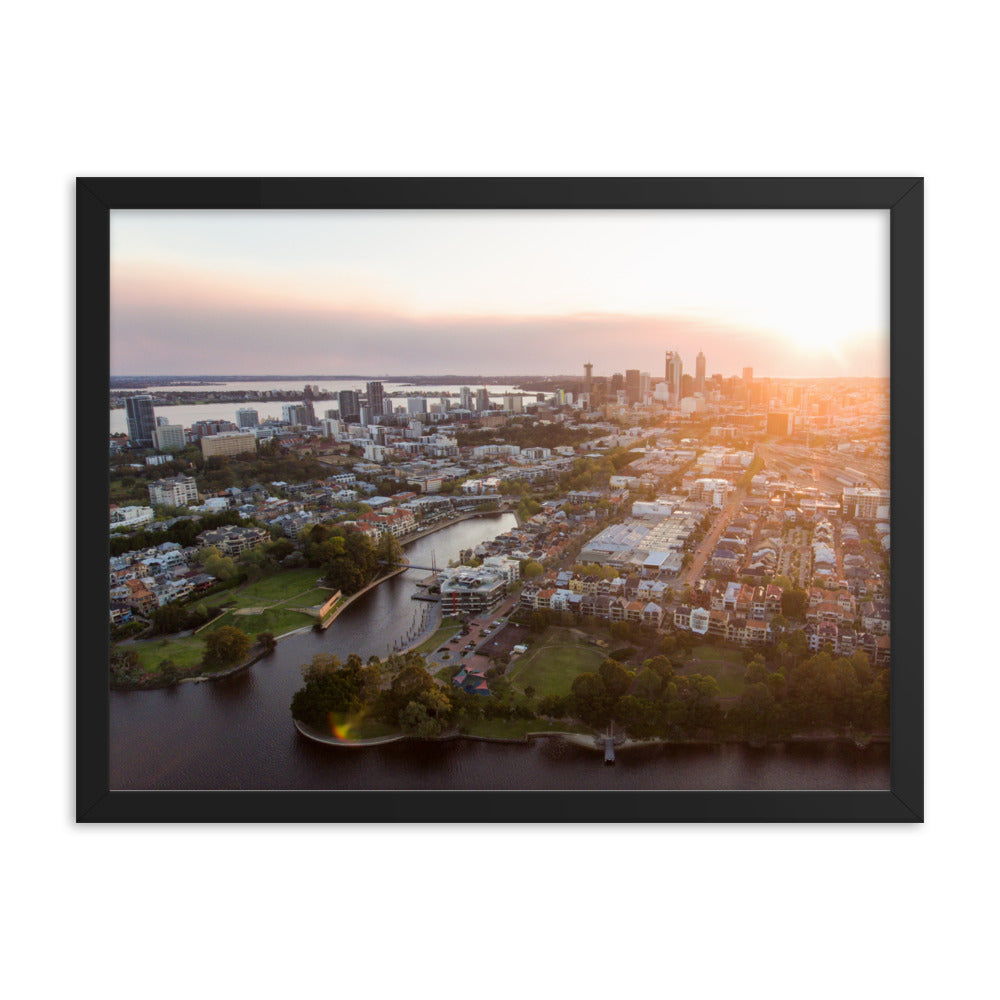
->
{"left": 680, "top": 644, "right": 747, "bottom": 697}
{"left": 463, "top": 717, "right": 592, "bottom": 739}
{"left": 288, "top": 587, "right": 339, "bottom": 608}
{"left": 190, "top": 568, "right": 335, "bottom": 640}
{"left": 125, "top": 569, "right": 335, "bottom": 675}
{"left": 201, "top": 606, "right": 316, "bottom": 638}
{"left": 417, "top": 618, "right": 461, "bottom": 655}
{"left": 195, "top": 568, "right": 329, "bottom": 610}
{"left": 128, "top": 635, "right": 207, "bottom": 674}
{"left": 507, "top": 627, "right": 608, "bottom": 698}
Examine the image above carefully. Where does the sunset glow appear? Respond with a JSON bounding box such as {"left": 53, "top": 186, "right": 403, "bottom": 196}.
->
{"left": 111, "top": 209, "right": 888, "bottom": 378}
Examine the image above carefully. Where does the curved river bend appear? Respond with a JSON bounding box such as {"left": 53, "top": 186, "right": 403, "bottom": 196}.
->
{"left": 109, "top": 514, "right": 889, "bottom": 791}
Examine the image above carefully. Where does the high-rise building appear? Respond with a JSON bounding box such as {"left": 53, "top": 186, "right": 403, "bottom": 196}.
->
{"left": 152, "top": 424, "right": 185, "bottom": 452}
{"left": 125, "top": 395, "right": 156, "bottom": 447}
{"left": 583, "top": 362, "right": 593, "bottom": 396}
{"left": 236, "top": 408, "right": 259, "bottom": 428}
{"left": 407, "top": 397, "right": 427, "bottom": 416}
{"left": 148, "top": 475, "right": 199, "bottom": 507}
{"left": 366, "top": 381, "right": 385, "bottom": 421}
{"left": 200, "top": 432, "right": 258, "bottom": 459}
{"left": 610, "top": 372, "right": 624, "bottom": 394}
{"left": 338, "top": 390, "right": 360, "bottom": 423}
{"left": 742, "top": 367, "right": 754, "bottom": 386}
{"left": 476, "top": 388, "right": 490, "bottom": 411}
{"left": 625, "top": 369, "right": 641, "bottom": 405}
{"left": 460, "top": 386, "right": 473, "bottom": 410}
{"left": 359, "top": 402, "right": 372, "bottom": 426}
{"left": 695, "top": 351, "right": 706, "bottom": 395}
{"left": 639, "top": 372, "right": 651, "bottom": 400}
{"left": 503, "top": 393, "right": 523, "bottom": 413}
{"left": 766, "top": 411, "right": 795, "bottom": 437}
{"left": 664, "top": 351, "right": 683, "bottom": 407}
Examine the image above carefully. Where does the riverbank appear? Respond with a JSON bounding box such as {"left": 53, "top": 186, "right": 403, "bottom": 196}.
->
{"left": 111, "top": 643, "right": 273, "bottom": 691}
{"left": 293, "top": 718, "right": 887, "bottom": 752}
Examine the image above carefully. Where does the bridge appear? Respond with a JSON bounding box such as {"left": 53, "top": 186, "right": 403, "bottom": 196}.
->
{"left": 378, "top": 560, "right": 441, "bottom": 573}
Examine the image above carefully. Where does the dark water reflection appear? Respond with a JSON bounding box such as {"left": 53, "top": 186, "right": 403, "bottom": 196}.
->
{"left": 109, "top": 514, "right": 889, "bottom": 791}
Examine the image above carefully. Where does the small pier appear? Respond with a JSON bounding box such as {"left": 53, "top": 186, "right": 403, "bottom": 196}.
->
{"left": 603, "top": 726, "right": 616, "bottom": 766}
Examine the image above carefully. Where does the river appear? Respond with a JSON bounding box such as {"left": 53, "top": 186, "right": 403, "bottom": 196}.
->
{"left": 108, "top": 378, "right": 527, "bottom": 435}
{"left": 109, "top": 513, "right": 889, "bottom": 791}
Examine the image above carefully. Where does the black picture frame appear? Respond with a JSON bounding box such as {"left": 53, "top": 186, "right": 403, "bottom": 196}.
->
{"left": 78, "top": 177, "right": 923, "bottom": 822}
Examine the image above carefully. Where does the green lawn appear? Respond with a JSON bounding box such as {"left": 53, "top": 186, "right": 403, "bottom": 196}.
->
{"left": 287, "top": 587, "right": 338, "bottom": 608}
{"left": 200, "top": 606, "right": 316, "bottom": 638}
{"left": 127, "top": 634, "right": 207, "bottom": 674}
{"left": 507, "top": 628, "right": 608, "bottom": 698}
{"left": 463, "top": 717, "right": 592, "bottom": 739}
{"left": 417, "top": 618, "right": 462, "bottom": 655}
{"left": 193, "top": 568, "right": 329, "bottom": 611}
{"left": 681, "top": 644, "right": 747, "bottom": 697}
{"left": 188, "top": 568, "right": 335, "bottom": 639}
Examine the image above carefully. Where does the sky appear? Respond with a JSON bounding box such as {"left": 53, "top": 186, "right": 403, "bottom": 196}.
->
{"left": 110, "top": 209, "right": 889, "bottom": 379}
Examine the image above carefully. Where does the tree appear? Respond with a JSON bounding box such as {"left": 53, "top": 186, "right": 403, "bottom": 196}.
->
{"left": 257, "top": 631, "right": 277, "bottom": 653}
{"left": 204, "top": 553, "right": 238, "bottom": 581}
{"left": 599, "top": 659, "right": 633, "bottom": 699}
{"left": 744, "top": 655, "right": 768, "bottom": 685}
{"left": 204, "top": 625, "right": 253, "bottom": 667}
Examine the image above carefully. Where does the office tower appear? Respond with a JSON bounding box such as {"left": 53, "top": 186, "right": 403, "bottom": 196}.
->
{"left": 583, "top": 362, "right": 593, "bottom": 396}
{"left": 359, "top": 402, "right": 372, "bottom": 426}
{"left": 460, "top": 386, "right": 473, "bottom": 410}
{"left": 610, "top": 372, "right": 624, "bottom": 394}
{"left": 681, "top": 374, "right": 694, "bottom": 398}
{"left": 639, "top": 372, "right": 650, "bottom": 400}
{"left": 766, "top": 411, "right": 795, "bottom": 437}
{"left": 625, "top": 369, "right": 641, "bottom": 405}
{"left": 695, "top": 351, "right": 706, "bottom": 395}
{"left": 664, "top": 351, "right": 683, "bottom": 407}
{"left": 407, "top": 396, "right": 428, "bottom": 416}
{"left": 125, "top": 395, "right": 156, "bottom": 447}
{"left": 503, "top": 393, "right": 523, "bottom": 413}
{"left": 476, "top": 388, "right": 490, "bottom": 411}
{"left": 152, "top": 424, "right": 185, "bottom": 452}
{"left": 338, "top": 390, "right": 360, "bottom": 423}
{"left": 236, "top": 408, "right": 259, "bottom": 428}
{"left": 366, "top": 381, "right": 385, "bottom": 421}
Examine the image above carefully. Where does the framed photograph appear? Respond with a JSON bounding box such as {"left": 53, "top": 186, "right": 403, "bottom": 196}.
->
{"left": 78, "top": 177, "right": 922, "bottom": 822}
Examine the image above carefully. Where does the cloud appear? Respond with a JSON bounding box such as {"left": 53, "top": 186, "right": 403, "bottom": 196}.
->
{"left": 110, "top": 266, "right": 886, "bottom": 378}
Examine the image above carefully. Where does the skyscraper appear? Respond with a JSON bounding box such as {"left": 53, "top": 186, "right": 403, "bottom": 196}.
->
{"left": 407, "top": 396, "right": 428, "bottom": 416}
{"left": 476, "top": 388, "right": 490, "bottom": 411}
{"left": 695, "top": 351, "right": 706, "bottom": 395}
{"left": 460, "top": 386, "right": 473, "bottom": 410}
{"left": 664, "top": 351, "right": 683, "bottom": 407}
{"left": 338, "top": 389, "right": 360, "bottom": 423}
{"left": 125, "top": 395, "right": 156, "bottom": 447}
{"left": 236, "top": 407, "right": 259, "bottom": 428}
{"left": 366, "top": 381, "right": 385, "bottom": 422}
{"left": 625, "top": 369, "right": 641, "bottom": 405}
{"left": 583, "top": 362, "right": 593, "bottom": 396}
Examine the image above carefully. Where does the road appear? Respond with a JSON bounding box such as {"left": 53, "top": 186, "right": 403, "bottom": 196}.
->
{"left": 677, "top": 484, "right": 748, "bottom": 589}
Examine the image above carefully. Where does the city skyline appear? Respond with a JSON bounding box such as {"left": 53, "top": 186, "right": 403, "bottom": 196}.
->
{"left": 111, "top": 209, "right": 889, "bottom": 380}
